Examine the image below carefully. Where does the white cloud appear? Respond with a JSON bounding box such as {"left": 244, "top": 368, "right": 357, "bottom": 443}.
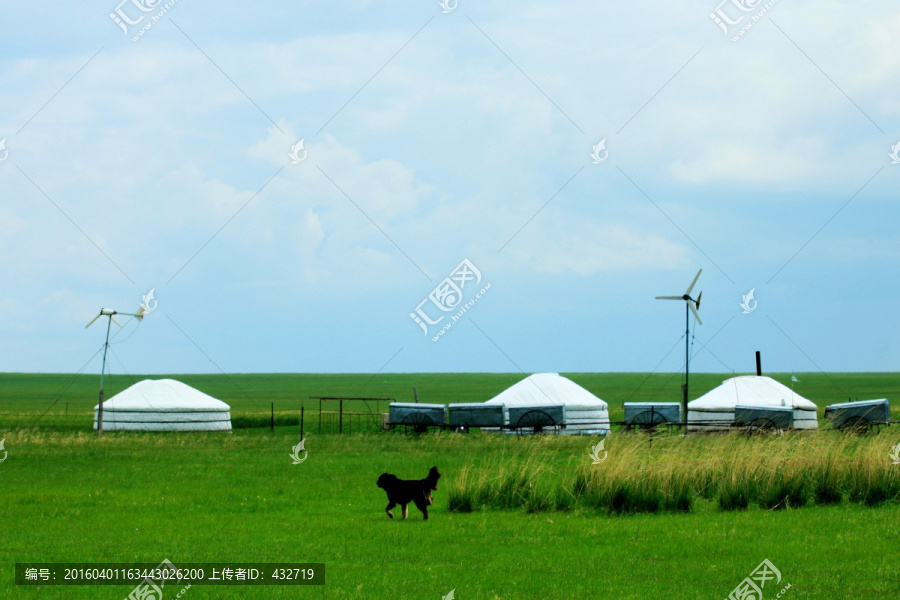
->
{"left": 497, "top": 212, "right": 689, "bottom": 275}
{"left": 669, "top": 138, "right": 826, "bottom": 184}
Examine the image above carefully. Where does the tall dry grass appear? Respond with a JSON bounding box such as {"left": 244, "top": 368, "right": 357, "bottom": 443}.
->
{"left": 447, "top": 430, "right": 900, "bottom": 514}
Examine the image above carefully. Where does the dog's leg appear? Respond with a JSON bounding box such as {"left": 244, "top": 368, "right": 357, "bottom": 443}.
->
{"left": 414, "top": 497, "right": 429, "bottom": 520}
{"left": 385, "top": 501, "right": 396, "bottom": 519}
{"left": 401, "top": 504, "right": 408, "bottom": 520}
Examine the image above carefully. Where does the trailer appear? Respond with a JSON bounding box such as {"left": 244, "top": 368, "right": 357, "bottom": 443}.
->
{"left": 624, "top": 402, "right": 682, "bottom": 429}
{"left": 388, "top": 403, "right": 447, "bottom": 432}
{"left": 448, "top": 403, "right": 505, "bottom": 429}
{"left": 824, "top": 399, "right": 890, "bottom": 431}
{"left": 734, "top": 404, "right": 794, "bottom": 431}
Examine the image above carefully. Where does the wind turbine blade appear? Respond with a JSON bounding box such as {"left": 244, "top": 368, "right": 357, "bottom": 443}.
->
{"left": 135, "top": 308, "right": 146, "bottom": 321}
{"left": 655, "top": 296, "right": 683, "bottom": 300}
{"left": 695, "top": 291, "right": 702, "bottom": 310}
{"left": 685, "top": 269, "right": 702, "bottom": 295}
{"left": 689, "top": 302, "right": 703, "bottom": 325}
{"left": 85, "top": 314, "right": 101, "bottom": 328}
{"left": 111, "top": 317, "right": 124, "bottom": 328}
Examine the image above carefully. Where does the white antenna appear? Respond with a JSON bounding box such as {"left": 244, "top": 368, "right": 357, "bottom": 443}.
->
{"left": 86, "top": 306, "right": 146, "bottom": 435}
{"left": 655, "top": 268, "right": 703, "bottom": 425}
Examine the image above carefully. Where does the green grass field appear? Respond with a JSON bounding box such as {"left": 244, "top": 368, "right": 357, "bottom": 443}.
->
{"left": 2, "top": 371, "right": 897, "bottom": 428}
{"left": 1, "top": 373, "right": 899, "bottom": 599}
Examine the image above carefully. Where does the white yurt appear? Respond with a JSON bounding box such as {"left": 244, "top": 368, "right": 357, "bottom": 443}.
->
{"left": 94, "top": 379, "right": 232, "bottom": 432}
{"left": 484, "top": 373, "right": 610, "bottom": 434}
{"left": 687, "top": 376, "right": 818, "bottom": 431}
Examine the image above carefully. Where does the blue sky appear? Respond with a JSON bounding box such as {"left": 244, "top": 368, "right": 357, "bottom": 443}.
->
{"left": 1, "top": 0, "right": 897, "bottom": 376}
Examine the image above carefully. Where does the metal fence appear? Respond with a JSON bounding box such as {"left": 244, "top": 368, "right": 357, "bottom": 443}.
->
{"left": 312, "top": 397, "right": 393, "bottom": 435}
{"left": 317, "top": 412, "right": 384, "bottom": 434}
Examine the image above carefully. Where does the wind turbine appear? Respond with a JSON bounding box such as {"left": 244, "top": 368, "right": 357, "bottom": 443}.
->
{"left": 655, "top": 269, "right": 703, "bottom": 424}
{"left": 86, "top": 306, "right": 146, "bottom": 435}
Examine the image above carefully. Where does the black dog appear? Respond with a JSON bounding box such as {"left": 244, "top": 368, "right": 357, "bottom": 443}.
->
{"left": 376, "top": 466, "right": 441, "bottom": 520}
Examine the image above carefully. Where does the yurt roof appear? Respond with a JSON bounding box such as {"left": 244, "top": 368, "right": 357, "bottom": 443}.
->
{"left": 688, "top": 376, "right": 816, "bottom": 410}
{"left": 95, "top": 379, "right": 230, "bottom": 412}
{"left": 484, "top": 373, "right": 607, "bottom": 408}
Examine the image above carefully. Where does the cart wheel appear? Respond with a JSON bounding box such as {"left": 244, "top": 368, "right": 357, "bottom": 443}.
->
{"left": 400, "top": 412, "right": 434, "bottom": 434}
{"left": 515, "top": 409, "right": 556, "bottom": 434}
{"left": 839, "top": 415, "right": 872, "bottom": 433}
{"left": 744, "top": 417, "right": 782, "bottom": 435}
{"left": 628, "top": 409, "right": 669, "bottom": 431}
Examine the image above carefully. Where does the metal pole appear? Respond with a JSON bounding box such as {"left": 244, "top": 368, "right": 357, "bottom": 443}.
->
{"left": 339, "top": 399, "right": 343, "bottom": 434}
{"left": 413, "top": 387, "right": 419, "bottom": 403}
{"left": 300, "top": 405, "right": 304, "bottom": 440}
{"left": 97, "top": 315, "right": 113, "bottom": 436}
{"left": 683, "top": 303, "right": 689, "bottom": 426}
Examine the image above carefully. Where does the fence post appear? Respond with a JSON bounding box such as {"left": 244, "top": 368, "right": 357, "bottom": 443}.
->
{"left": 300, "top": 405, "right": 304, "bottom": 440}
{"left": 339, "top": 399, "right": 343, "bottom": 435}
{"left": 271, "top": 402, "right": 274, "bottom": 431}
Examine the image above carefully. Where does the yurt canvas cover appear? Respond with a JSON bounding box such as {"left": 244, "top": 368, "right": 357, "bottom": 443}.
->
{"left": 483, "top": 373, "right": 609, "bottom": 434}
{"left": 687, "top": 376, "right": 818, "bottom": 431}
{"left": 93, "top": 379, "right": 232, "bottom": 432}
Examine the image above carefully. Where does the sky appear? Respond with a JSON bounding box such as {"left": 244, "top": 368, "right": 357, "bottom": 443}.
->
{"left": 0, "top": 0, "right": 898, "bottom": 378}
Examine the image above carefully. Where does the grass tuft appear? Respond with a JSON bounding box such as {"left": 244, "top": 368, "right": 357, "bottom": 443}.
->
{"left": 446, "top": 429, "right": 900, "bottom": 515}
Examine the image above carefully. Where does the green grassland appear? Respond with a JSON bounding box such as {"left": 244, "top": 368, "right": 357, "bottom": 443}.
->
{"left": 1, "top": 430, "right": 899, "bottom": 599}
{"left": 1, "top": 372, "right": 898, "bottom": 429}
{"left": 1, "top": 373, "right": 899, "bottom": 599}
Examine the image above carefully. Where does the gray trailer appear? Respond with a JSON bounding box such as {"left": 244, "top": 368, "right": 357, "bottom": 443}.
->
{"left": 448, "top": 403, "right": 505, "bottom": 428}
{"left": 624, "top": 402, "right": 682, "bottom": 427}
{"left": 388, "top": 403, "right": 447, "bottom": 430}
{"left": 824, "top": 399, "right": 890, "bottom": 430}
{"left": 507, "top": 405, "right": 566, "bottom": 433}
{"left": 734, "top": 404, "right": 794, "bottom": 430}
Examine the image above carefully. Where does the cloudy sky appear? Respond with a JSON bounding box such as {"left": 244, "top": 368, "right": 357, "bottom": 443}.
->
{"left": 1, "top": 0, "right": 898, "bottom": 378}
